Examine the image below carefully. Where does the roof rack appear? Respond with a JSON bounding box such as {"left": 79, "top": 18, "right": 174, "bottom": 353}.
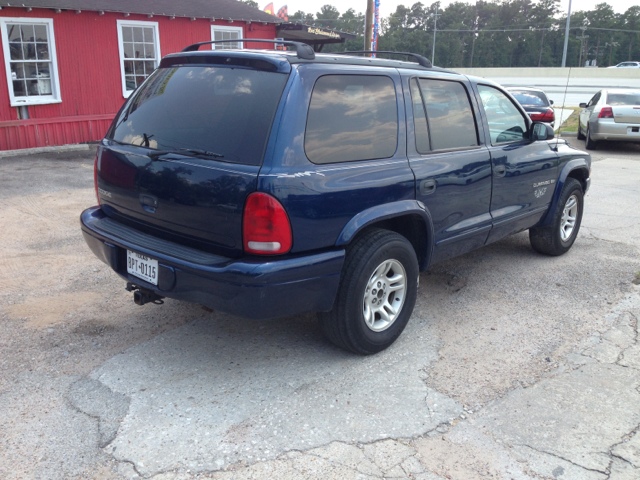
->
{"left": 335, "top": 51, "right": 432, "bottom": 68}
{"left": 181, "top": 39, "right": 315, "bottom": 60}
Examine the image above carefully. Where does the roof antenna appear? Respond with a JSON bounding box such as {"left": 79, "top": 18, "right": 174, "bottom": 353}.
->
{"left": 555, "top": 66, "right": 572, "bottom": 149}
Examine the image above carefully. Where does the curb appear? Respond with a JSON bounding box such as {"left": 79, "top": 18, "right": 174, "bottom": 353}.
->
{"left": 0, "top": 143, "right": 91, "bottom": 158}
{"left": 560, "top": 131, "right": 578, "bottom": 137}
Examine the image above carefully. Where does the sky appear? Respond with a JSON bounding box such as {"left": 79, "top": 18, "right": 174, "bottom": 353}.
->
{"left": 280, "top": 0, "right": 639, "bottom": 20}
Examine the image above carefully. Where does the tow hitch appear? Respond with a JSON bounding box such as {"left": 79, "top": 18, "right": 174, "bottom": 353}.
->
{"left": 126, "top": 282, "right": 165, "bottom": 306}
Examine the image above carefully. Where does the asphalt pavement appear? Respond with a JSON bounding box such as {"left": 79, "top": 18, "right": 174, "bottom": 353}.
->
{"left": 1, "top": 139, "right": 639, "bottom": 480}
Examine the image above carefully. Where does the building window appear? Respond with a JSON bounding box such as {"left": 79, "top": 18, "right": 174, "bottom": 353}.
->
{"left": 117, "top": 20, "right": 160, "bottom": 98}
{"left": 0, "top": 17, "right": 61, "bottom": 106}
{"left": 210, "top": 26, "right": 243, "bottom": 49}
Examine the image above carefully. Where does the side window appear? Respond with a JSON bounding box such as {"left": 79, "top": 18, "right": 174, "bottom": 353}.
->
{"left": 0, "top": 17, "right": 61, "bottom": 106}
{"left": 418, "top": 78, "right": 478, "bottom": 151}
{"left": 409, "top": 78, "right": 430, "bottom": 153}
{"left": 477, "top": 85, "right": 528, "bottom": 145}
{"left": 588, "top": 92, "right": 601, "bottom": 107}
{"left": 117, "top": 20, "right": 161, "bottom": 98}
{"left": 305, "top": 75, "right": 398, "bottom": 164}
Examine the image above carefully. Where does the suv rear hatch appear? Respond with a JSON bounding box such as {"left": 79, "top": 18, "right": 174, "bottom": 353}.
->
{"left": 607, "top": 92, "right": 640, "bottom": 124}
{"left": 98, "top": 54, "right": 290, "bottom": 258}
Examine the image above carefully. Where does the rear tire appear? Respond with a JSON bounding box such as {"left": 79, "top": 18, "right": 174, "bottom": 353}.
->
{"left": 577, "top": 122, "right": 585, "bottom": 140}
{"left": 319, "top": 229, "right": 419, "bottom": 355}
{"left": 529, "top": 178, "right": 584, "bottom": 256}
{"left": 585, "top": 125, "right": 597, "bottom": 150}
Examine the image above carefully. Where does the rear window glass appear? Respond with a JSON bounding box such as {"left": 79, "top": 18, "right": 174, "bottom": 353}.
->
{"left": 304, "top": 75, "right": 398, "bottom": 164}
{"left": 418, "top": 78, "right": 478, "bottom": 150}
{"left": 510, "top": 90, "right": 549, "bottom": 106}
{"left": 109, "top": 66, "right": 288, "bottom": 165}
{"left": 607, "top": 93, "right": 640, "bottom": 106}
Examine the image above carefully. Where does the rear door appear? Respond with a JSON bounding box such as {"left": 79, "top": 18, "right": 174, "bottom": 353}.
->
{"left": 98, "top": 59, "right": 290, "bottom": 258}
{"left": 475, "top": 84, "right": 558, "bottom": 244}
{"left": 403, "top": 73, "right": 493, "bottom": 264}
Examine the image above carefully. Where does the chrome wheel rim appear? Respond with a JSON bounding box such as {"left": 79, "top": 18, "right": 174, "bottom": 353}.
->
{"left": 560, "top": 194, "right": 578, "bottom": 241}
{"left": 362, "top": 259, "right": 407, "bottom": 332}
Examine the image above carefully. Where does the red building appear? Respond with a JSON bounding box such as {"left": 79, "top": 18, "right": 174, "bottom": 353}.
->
{"left": 0, "top": 0, "right": 280, "bottom": 150}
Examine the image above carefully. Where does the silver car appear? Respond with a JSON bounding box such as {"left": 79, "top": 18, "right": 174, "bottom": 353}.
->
{"left": 578, "top": 89, "right": 640, "bottom": 150}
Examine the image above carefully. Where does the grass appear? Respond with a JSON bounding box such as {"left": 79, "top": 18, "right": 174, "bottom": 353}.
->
{"left": 556, "top": 106, "right": 581, "bottom": 133}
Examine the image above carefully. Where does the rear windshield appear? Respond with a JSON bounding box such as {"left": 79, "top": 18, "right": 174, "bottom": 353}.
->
{"left": 109, "top": 66, "right": 288, "bottom": 165}
{"left": 510, "top": 90, "right": 549, "bottom": 106}
{"left": 607, "top": 93, "right": 640, "bottom": 106}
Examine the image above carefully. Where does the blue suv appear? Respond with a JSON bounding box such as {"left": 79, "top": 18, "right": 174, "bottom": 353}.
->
{"left": 81, "top": 41, "right": 591, "bottom": 354}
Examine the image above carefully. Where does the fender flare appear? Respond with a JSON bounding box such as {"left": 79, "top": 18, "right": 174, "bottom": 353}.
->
{"left": 538, "top": 158, "right": 590, "bottom": 227}
{"left": 335, "top": 200, "right": 435, "bottom": 271}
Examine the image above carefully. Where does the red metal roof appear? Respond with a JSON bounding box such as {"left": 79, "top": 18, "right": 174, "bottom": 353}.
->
{"left": 0, "top": 0, "right": 280, "bottom": 23}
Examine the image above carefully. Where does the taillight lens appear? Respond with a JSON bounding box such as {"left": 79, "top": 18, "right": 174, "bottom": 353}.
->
{"left": 243, "top": 193, "right": 292, "bottom": 255}
{"left": 530, "top": 108, "right": 555, "bottom": 123}
{"left": 94, "top": 154, "right": 100, "bottom": 205}
{"left": 599, "top": 106, "right": 614, "bottom": 118}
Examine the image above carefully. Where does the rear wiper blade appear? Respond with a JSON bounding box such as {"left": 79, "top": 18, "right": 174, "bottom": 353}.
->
{"left": 147, "top": 148, "right": 224, "bottom": 159}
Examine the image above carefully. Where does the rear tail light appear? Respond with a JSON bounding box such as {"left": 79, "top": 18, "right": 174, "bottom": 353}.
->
{"left": 243, "top": 193, "right": 292, "bottom": 255}
{"left": 598, "top": 106, "right": 614, "bottom": 118}
{"left": 530, "top": 108, "right": 555, "bottom": 123}
{"left": 94, "top": 153, "right": 100, "bottom": 205}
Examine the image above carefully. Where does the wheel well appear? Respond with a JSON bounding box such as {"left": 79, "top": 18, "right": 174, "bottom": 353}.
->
{"left": 566, "top": 167, "right": 589, "bottom": 193}
{"left": 350, "top": 214, "right": 430, "bottom": 271}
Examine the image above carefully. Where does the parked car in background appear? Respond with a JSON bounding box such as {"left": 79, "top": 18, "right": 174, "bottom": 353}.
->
{"left": 507, "top": 87, "right": 555, "bottom": 128}
{"left": 607, "top": 61, "right": 640, "bottom": 68}
{"left": 578, "top": 89, "right": 640, "bottom": 150}
{"left": 81, "top": 41, "right": 591, "bottom": 354}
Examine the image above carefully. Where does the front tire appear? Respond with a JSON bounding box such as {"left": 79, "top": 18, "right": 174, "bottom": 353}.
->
{"left": 585, "top": 125, "right": 597, "bottom": 150}
{"left": 319, "top": 229, "right": 419, "bottom": 355}
{"left": 529, "top": 178, "right": 584, "bottom": 256}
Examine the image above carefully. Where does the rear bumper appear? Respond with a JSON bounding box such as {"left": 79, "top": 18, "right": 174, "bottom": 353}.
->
{"left": 80, "top": 207, "right": 345, "bottom": 320}
{"left": 590, "top": 119, "right": 640, "bottom": 141}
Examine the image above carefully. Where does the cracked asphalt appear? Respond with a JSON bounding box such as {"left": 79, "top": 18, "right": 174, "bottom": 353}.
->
{"left": 1, "top": 138, "right": 639, "bottom": 480}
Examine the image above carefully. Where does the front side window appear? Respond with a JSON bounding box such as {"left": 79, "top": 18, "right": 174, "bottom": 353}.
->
{"left": 305, "top": 75, "right": 398, "bottom": 164}
{"left": 478, "top": 85, "right": 528, "bottom": 145}
{"left": 117, "top": 20, "right": 160, "bottom": 98}
{"left": 211, "top": 26, "right": 243, "bottom": 50}
{"left": 0, "top": 17, "right": 60, "bottom": 106}
{"left": 418, "top": 78, "right": 478, "bottom": 151}
{"left": 587, "top": 92, "right": 601, "bottom": 107}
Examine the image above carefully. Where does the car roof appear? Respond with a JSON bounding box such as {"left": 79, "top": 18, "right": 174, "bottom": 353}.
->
{"left": 506, "top": 87, "right": 547, "bottom": 94}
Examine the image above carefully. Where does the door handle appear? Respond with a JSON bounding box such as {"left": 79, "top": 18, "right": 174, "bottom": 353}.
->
{"left": 420, "top": 179, "right": 437, "bottom": 195}
{"left": 494, "top": 165, "right": 506, "bottom": 177}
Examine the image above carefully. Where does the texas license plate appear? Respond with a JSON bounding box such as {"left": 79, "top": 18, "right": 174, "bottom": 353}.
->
{"left": 127, "top": 250, "right": 158, "bottom": 285}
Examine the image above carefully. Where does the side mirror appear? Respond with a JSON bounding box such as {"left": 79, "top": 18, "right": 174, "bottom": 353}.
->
{"left": 579, "top": 103, "right": 587, "bottom": 108}
{"left": 549, "top": 100, "right": 554, "bottom": 105}
{"left": 531, "top": 122, "right": 555, "bottom": 141}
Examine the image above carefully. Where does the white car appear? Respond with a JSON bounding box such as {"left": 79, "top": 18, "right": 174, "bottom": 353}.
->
{"left": 578, "top": 89, "right": 640, "bottom": 149}
{"left": 607, "top": 61, "right": 640, "bottom": 68}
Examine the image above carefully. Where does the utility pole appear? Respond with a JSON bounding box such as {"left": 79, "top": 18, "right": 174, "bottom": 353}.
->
{"left": 364, "top": 0, "right": 374, "bottom": 53}
{"left": 432, "top": 4, "right": 440, "bottom": 64}
{"left": 538, "top": 28, "right": 546, "bottom": 67}
{"left": 576, "top": 29, "right": 588, "bottom": 67}
{"left": 470, "top": 33, "right": 476, "bottom": 67}
{"left": 561, "top": 0, "right": 572, "bottom": 67}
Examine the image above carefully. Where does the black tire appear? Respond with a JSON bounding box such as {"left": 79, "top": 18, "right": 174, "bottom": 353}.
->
{"left": 577, "top": 122, "right": 585, "bottom": 140}
{"left": 529, "top": 178, "right": 584, "bottom": 256}
{"left": 318, "top": 229, "right": 419, "bottom": 355}
{"left": 585, "top": 125, "right": 597, "bottom": 150}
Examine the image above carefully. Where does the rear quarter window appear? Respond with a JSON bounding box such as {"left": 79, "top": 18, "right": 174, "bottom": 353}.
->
{"left": 304, "top": 75, "right": 398, "bottom": 164}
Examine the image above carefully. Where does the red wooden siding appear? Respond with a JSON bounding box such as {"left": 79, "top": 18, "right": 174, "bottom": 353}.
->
{"left": 0, "top": 8, "right": 277, "bottom": 150}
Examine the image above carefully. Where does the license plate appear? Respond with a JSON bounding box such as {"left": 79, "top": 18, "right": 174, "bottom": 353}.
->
{"left": 127, "top": 250, "right": 158, "bottom": 285}
{"left": 628, "top": 127, "right": 640, "bottom": 135}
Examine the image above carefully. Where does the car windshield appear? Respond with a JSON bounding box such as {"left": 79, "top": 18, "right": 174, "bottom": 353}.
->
{"left": 109, "top": 66, "right": 288, "bottom": 165}
{"left": 510, "top": 91, "right": 548, "bottom": 107}
{"left": 607, "top": 93, "right": 640, "bottom": 106}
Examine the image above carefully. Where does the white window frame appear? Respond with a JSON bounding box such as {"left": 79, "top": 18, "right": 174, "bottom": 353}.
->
{"left": 116, "top": 19, "right": 161, "bottom": 99}
{"left": 210, "top": 25, "right": 244, "bottom": 50}
{"left": 0, "top": 17, "right": 61, "bottom": 107}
